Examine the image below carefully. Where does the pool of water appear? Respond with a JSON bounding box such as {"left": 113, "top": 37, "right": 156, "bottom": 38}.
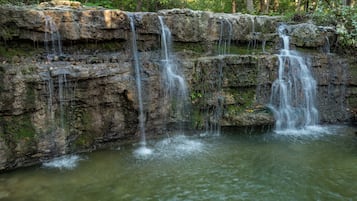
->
{"left": 0, "top": 125, "right": 356, "bottom": 201}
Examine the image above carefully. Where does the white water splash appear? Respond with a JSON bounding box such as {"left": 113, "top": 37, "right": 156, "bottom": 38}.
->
{"left": 155, "top": 135, "right": 203, "bottom": 156}
{"left": 134, "top": 146, "right": 154, "bottom": 159}
{"left": 133, "top": 135, "right": 204, "bottom": 160}
{"left": 274, "top": 125, "right": 330, "bottom": 136}
{"left": 42, "top": 155, "right": 83, "bottom": 170}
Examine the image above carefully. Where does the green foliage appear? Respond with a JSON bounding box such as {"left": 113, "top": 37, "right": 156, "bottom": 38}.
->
{"left": 313, "top": 3, "right": 357, "bottom": 48}
{"left": 84, "top": 0, "right": 115, "bottom": 8}
{"left": 188, "top": 0, "right": 232, "bottom": 13}
{"left": 190, "top": 91, "right": 202, "bottom": 102}
{"left": 226, "top": 88, "right": 255, "bottom": 114}
{"left": 276, "top": 0, "right": 296, "bottom": 14}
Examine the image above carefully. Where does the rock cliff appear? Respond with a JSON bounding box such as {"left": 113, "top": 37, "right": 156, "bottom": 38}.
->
{"left": 0, "top": 2, "right": 355, "bottom": 171}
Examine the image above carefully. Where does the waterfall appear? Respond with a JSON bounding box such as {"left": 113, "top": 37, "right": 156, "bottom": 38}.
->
{"left": 158, "top": 16, "right": 189, "bottom": 131}
{"left": 45, "top": 70, "right": 55, "bottom": 126}
{"left": 323, "top": 36, "right": 331, "bottom": 54}
{"left": 202, "top": 17, "right": 232, "bottom": 136}
{"left": 42, "top": 15, "right": 74, "bottom": 155}
{"left": 44, "top": 16, "right": 62, "bottom": 60}
{"left": 269, "top": 25, "right": 319, "bottom": 132}
{"left": 57, "top": 71, "right": 69, "bottom": 130}
{"left": 248, "top": 16, "right": 258, "bottom": 50}
{"left": 218, "top": 18, "right": 232, "bottom": 55}
{"left": 129, "top": 15, "right": 147, "bottom": 147}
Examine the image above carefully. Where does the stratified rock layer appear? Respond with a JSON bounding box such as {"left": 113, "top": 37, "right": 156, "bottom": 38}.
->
{"left": 0, "top": 4, "right": 355, "bottom": 171}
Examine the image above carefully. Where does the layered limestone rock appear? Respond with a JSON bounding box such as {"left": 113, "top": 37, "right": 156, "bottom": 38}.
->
{"left": 0, "top": 3, "right": 355, "bottom": 171}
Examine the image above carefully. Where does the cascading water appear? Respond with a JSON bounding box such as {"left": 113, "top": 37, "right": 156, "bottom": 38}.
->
{"left": 248, "top": 16, "right": 258, "bottom": 50}
{"left": 128, "top": 14, "right": 152, "bottom": 156}
{"left": 45, "top": 70, "right": 55, "bottom": 126}
{"left": 269, "top": 25, "right": 319, "bottom": 133}
{"left": 218, "top": 18, "right": 232, "bottom": 55}
{"left": 44, "top": 15, "right": 62, "bottom": 60}
{"left": 323, "top": 36, "right": 331, "bottom": 54}
{"left": 43, "top": 15, "right": 63, "bottom": 125}
{"left": 57, "top": 70, "right": 70, "bottom": 131}
{"left": 202, "top": 17, "right": 232, "bottom": 136}
{"left": 158, "top": 16, "right": 189, "bottom": 131}
{"left": 41, "top": 16, "right": 81, "bottom": 168}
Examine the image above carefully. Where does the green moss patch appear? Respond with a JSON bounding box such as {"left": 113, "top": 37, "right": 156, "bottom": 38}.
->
{"left": 225, "top": 87, "right": 256, "bottom": 115}
{"left": 0, "top": 42, "right": 42, "bottom": 60}
{"left": 1, "top": 114, "right": 36, "bottom": 140}
{"left": 72, "top": 110, "right": 96, "bottom": 149}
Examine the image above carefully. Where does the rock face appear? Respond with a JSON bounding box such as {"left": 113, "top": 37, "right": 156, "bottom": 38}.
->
{"left": 0, "top": 3, "right": 356, "bottom": 171}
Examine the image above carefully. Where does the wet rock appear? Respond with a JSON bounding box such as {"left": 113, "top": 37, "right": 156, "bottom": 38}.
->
{"left": 0, "top": 6, "right": 354, "bottom": 172}
{"left": 287, "top": 23, "right": 336, "bottom": 48}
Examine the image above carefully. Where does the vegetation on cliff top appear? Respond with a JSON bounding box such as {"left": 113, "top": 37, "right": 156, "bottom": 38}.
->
{"left": 0, "top": 0, "right": 356, "bottom": 50}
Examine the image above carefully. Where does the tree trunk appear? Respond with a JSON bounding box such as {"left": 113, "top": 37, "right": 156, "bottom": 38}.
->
{"left": 273, "top": 0, "right": 279, "bottom": 12}
{"left": 304, "top": 0, "right": 309, "bottom": 11}
{"left": 264, "top": 0, "right": 270, "bottom": 13}
{"left": 232, "top": 0, "right": 237, "bottom": 13}
{"left": 246, "top": 0, "right": 254, "bottom": 13}
{"left": 136, "top": 0, "right": 142, "bottom": 11}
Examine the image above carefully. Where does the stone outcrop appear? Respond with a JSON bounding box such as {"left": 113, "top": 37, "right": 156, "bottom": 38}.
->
{"left": 0, "top": 3, "right": 355, "bottom": 171}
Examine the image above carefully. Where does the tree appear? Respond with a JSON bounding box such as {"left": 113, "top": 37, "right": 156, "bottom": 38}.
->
{"left": 260, "top": 0, "right": 270, "bottom": 13}
{"left": 246, "top": 0, "right": 254, "bottom": 13}
{"left": 136, "top": 0, "right": 142, "bottom": 11}
{"left": 232, "top": 0, "right": 237, "bottom": 13}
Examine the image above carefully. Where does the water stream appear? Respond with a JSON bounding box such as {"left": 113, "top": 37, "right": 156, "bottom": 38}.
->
{"left": 44, "top": 15, "right": 62, "bottom": 60}
{"left": 202, "top": 18, "right": 233, "bottom": 136}
{"left": 128, "top": 15, "right": 147, "bottom": 146}
{"left": 217, "top": 18, "right": 232, "bottom": 55}
{"left": 158, "top": 16, "right": 189, "bottom": 130}
{"left": 0, "top": 125, "right": 356, "bottom": 201}
{"left": 248, "top": 15, "right": 258, "bottom": 50}
{"left": 269, "top": 25, "right": 319, "bottom": 133}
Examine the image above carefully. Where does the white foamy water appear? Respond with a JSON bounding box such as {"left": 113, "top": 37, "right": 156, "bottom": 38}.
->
{"left": 157, "top": 135, "right": 203, "bottom": 153}
{"left": 269, "top": 24, "right": 319, "bottom": 132}
{"left": 133, "top": 135, "right": 204, "bottom": 160}
{"left": 42, "top": 155, "right": 83, "bottom": 170}
{"left": 274, "top": 125, "right": 331, "bottom": 137}
{"left": 134, "top": 146, "right": 154, "bottom": 159}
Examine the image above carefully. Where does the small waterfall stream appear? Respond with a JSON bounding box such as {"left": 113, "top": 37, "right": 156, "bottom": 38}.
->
{"left": 248, "top": 16, "right": 258, "bottom": 50}
{"left": 203, "top": 17, "right": 232, "bottom": 136}
{"left": 129, "top": 14, "right": 153, "bottom": 156}
{"left": 269, "top": 25, "right": 319, "bottom": 132}
{"left": 218, "top": 18, "right": 232, "bottom": 55}
{"left": 129, "top": 15, "right": 146, "bottom": 145}
{"left": 158, "top": 16, "right": 189, "bottom": 132}
{"left": 44, "top": 15, "right": 62, "bottom": 60}
{"left": 41, "top": 15, "right": 81, "bottom": 168}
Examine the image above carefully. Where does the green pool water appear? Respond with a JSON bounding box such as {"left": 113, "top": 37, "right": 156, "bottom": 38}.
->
{"left": 0, "top": 125, "right": 356, "bottom": 201}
